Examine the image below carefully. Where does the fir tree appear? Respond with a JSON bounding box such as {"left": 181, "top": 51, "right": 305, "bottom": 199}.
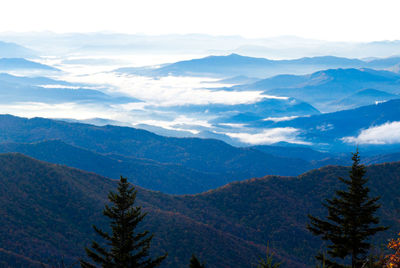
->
{"left": 189, "top": 254, "right": 205, "bottom": 268}
{"left": 307, "top": 151, "right": 388, "bottom": 268}
{"left": 80, "top": 176, "right": 167, "bottom": 268}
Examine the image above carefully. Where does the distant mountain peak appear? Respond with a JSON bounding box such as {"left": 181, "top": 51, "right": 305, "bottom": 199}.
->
{"left": 226, "top": 53, "right": 242, "bottom": 57}
{"left": 355, "top": 88, "right": 396, "bottom": 96}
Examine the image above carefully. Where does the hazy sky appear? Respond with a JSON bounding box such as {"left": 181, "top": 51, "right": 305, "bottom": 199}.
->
{"left": 1, "top": 0, "right": 399, "bottom": 42}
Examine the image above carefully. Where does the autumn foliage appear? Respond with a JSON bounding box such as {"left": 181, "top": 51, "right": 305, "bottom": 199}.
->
{"left": 386, "top": 233, "right": 400, "bottom": 268}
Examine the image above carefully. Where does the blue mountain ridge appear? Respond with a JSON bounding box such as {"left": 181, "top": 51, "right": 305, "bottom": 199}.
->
{"left": 115, "top": 53, "right": 400, "bottom": 79}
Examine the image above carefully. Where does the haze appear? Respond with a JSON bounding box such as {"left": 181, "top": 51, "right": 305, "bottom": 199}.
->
{"left": 1, "top": 0, "right": 400, "bottom": 42}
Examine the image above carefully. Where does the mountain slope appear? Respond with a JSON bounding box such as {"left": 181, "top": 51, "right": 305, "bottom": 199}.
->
{"left": 367, "top": 56, "right": 400, "bottom": 68}
{"left": 0, "top": 58, "right": 58, "bottom": 71}
{"left": 250, "top": 144, "right": 334, "bottom": 161}
{"left": 0, "top": 153, "right": 112, "bottom": 267}
{"left": 0, "top": 140, "right": 224, "bottom": 194}
{"left": 0, "top": 153, "right": 277, "bottom": 268}
{"left": 331, "top": 88, "right": 399, "bottom": 110}
{"left": 1, "top": 153, "right": 399, "bottom": 267}
{"left": 175, "top": 161, "right": 400, "bottom": 266}
{"left": 0, "top": 41, "right": 36, "bottom": 58}
{"left": 0, "top": 72, "right": 72, "bottom": 86}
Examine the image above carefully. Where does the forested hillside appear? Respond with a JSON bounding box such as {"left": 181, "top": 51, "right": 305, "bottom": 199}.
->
{"left": 0, "top": 153, "right": 398, "bottom": 267}
{"left": 0, "top": 114, "right": 318, "bottom": 194}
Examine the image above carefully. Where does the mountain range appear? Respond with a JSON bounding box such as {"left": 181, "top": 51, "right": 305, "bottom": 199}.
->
{"left": 114, "top": 55, "right": 400, "bottom": 115}
{"left": 115, "top": 54, "right": 400, "bottom": 79}
{"left": 0, "top": 114, "right": 399, "bottom": 195}
{"left": 4, "top": 33, "right": 400, "bottom": 59}
{"left": 0, "top": 114, "right": 318, "bottom": 193}
{"left": 1, "top": 53, "right": 400, "bottom": 149}
{"left": 236, "top": 68, "right": 400, "bottom": 112}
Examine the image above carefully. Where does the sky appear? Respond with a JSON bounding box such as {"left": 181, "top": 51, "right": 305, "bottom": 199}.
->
{"left": 1, "top": 0, "right": 400, "bottom": 42}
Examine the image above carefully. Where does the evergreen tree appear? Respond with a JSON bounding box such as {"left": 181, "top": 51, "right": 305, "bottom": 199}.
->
{"left": 80, "top": 176, "right": 167, "bottom": 268}
{"left": 189, "top": 254, "right": 205, "bottom": 268}
{"left": 307, "top": 151, "right": 388, "bottom": 268}
{"left": 256, "top": 244, "right": 281, "bottom": 268}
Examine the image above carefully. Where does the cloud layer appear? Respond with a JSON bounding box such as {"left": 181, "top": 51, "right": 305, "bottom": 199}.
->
{"left": 59, "top": 71, "right": 267, "bottom": 107}
{"left": 225, "top": 127, "right": 310, "bottom": 145}
{"left": 342, "top": 121, "right": 400, "bottom": 144}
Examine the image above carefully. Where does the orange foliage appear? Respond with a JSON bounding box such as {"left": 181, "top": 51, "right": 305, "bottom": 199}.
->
{"left": 386, "top": 233, "right": 400, "bottom": 268}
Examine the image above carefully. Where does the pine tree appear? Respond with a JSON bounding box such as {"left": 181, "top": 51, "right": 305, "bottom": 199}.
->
{"left": 80, "top": 176, "right": 167, "bottom": 268}
{"left": 189, "top": 254, "right": 206, "bottom": 268}
{"left": 307, "top": 151, "right": 388, "bottom": 268}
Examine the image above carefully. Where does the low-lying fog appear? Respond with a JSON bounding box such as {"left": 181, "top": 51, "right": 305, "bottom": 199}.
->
{"left": 1, "top": 53, "right": 308, "bottom": 146}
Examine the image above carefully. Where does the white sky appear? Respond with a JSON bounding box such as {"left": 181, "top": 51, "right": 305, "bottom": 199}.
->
{"left": 1, "top": 0, "right": 400, "bottom": 42}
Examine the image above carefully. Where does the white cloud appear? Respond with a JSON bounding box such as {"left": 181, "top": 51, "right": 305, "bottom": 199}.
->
{"left": 0, "top": 102, "right": 214, "bottom": 134}
{"left": 57, "top": 72, "right": 268, "bottom": 106}
{"left": 135, "top": 115, "right": 212, "bottom": 132}
{"left": 39, "top": 84, "right": 82, "bottom": 89}
{"left": 114, "top": 102, "right": 148, "bottom": 111}
{"left": 342, "top": 121, "right": 400, "bottom": 144}
{"left": 316, "top": 123, "right": 334, "bottom": 132}
{"left": 0, "top": 102, "right": 119, "bottom": 120}
{"left": 263, "top": 116, "right": 299, "bottom": 122}
{"left": 225, "top": 127, "right": 310, "bottom": 145}
{"left": 218, "top": 123, "right": 246, "bottom": 128}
